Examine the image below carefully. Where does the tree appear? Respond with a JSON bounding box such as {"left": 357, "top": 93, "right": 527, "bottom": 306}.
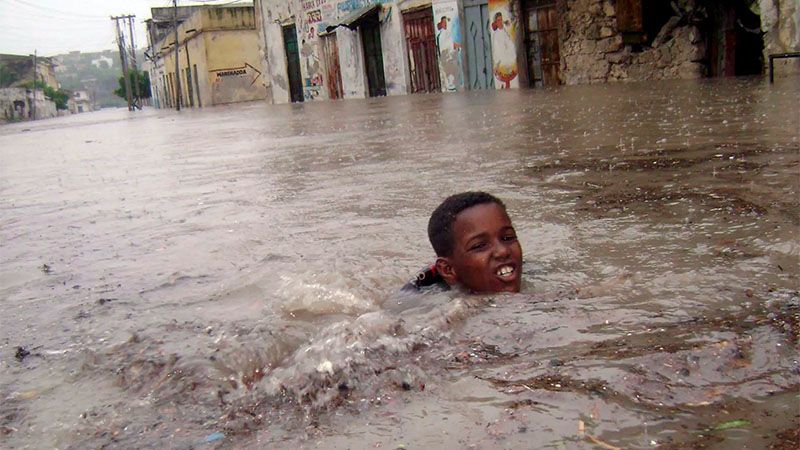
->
{"left": 114, "top": 69, "right": 151, "bottom": 104}
{"left": 22, "top": 80, "right": 70, "bottom": 110}
{"left": 0, "top": 63, "right": 19, "bottom": 88}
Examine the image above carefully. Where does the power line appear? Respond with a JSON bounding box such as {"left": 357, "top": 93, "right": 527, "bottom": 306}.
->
{"left": 0, "top": 13, "right": 114, "bottom": 27}
{"left": 8, "top": 0, "right": 110, "bottom": 21}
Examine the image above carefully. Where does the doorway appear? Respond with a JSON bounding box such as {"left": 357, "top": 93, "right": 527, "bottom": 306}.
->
{"left": 283, "top": 24, "right": 304, "bottom": 102}
{"left": 404, "top": 7, "right": 441, "bottom": 93}
{"left": 361, "top": 13, "right": 387, "bottom": 97}
{"left": 706, "top": 1, "right": 764, "bottom": 77}
{"left": 464, "top": 0, "right": 494, "bottom": 90}
{"left": 523, "top": 0, "right": 560, "bottom": 87}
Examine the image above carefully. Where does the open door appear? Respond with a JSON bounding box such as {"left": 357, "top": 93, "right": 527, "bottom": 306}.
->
{"left": 360, "top": 14, "right": 387, "bottom": 97}
{"left": 283, "top": 24, "right": 304, "bottom": 102}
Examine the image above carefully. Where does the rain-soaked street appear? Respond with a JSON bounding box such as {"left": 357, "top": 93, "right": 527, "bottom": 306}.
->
{"left": 1, "top": 76, "right": 798, "bottom": 449}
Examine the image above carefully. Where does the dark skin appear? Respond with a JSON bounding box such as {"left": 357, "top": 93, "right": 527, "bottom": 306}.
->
{"left": 435, "top": 203, "right": 523, "bottom": 293}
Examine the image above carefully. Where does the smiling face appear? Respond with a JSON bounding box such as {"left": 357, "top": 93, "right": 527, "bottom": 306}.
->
{"left": 436, "top": 202, "right": 523, "bottom": 293}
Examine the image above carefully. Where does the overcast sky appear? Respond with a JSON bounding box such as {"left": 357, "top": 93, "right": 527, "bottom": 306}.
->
{"left": 0, "top": 0, "right": 245, "bottom": 57}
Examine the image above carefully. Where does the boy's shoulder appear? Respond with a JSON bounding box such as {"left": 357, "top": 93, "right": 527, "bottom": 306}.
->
{"left": 401, "top": 265, "right": 449, "bottom": 292}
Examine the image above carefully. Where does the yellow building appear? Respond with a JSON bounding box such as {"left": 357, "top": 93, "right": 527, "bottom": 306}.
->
{"left": 146, "top": 5, "right": 267, "bottom": 109}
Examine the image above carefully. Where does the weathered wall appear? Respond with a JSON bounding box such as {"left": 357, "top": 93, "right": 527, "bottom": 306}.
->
{"left": 432, "top": 0, "right": 465, "bottom": 91}
{"left": 150, "top": 6, "right": 267, "bottom": 108}
{"left": 558, "top": 0, "right": 705, "bottom": 84}
{"left": 205, "top": 32, "right": 268, "bottom": 105}
{"left": 380, "top": 5, "right": 411, "bottom": 96}
{"left": 338, "top": 27, "right": 368, "bottom": 98}
{"left": 256, "top": 0, "right": 412, "bottom": 102}
{"left": 255, "top": 0, "right": 294, "bottom": 104}
{"left": 760, "top": 0, "right": 800, "bottom": 77}
{"left": 0, "top": 87, "right": 57, "bottom": 121}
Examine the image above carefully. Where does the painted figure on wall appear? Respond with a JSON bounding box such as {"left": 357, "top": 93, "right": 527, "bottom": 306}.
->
{"left": 301, "top": 37, "right": 324, "bottom": 99}
{"left": 433, "top": 2, "right": 464, "bottom": 92}
{"left": 488, "top": 1, "right": 518, "bottom": 89}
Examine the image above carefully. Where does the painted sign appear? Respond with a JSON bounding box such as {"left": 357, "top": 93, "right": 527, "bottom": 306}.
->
{"left": 433, "top": 1, "right": 464, "bottom": 91}
{"left": 209, "top": 62, "right": 265, "bottom": 104}
{"left": 488, "top": 0, "right": 519, "bottom": 89}
{"left": 211, "top": 63, "right": 262, "bottom": 85}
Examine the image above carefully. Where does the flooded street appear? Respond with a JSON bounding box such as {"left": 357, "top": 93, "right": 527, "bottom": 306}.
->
{"left": 1, "top": 76, "right": 798, "bottom": 449}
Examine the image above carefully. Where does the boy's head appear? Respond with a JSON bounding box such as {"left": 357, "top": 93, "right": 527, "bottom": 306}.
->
{"left": 427, "top": 192, "right": 523, "bottom": 293}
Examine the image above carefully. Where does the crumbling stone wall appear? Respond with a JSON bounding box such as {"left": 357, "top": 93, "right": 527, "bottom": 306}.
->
{"left": 759, "top": 0, "right": 799, "bottom": 76}
{"left": 558, "top": 0, "right": 706, "bottom": 84}
{"left": 0, "top": 88, "right": 57, "bottom": 121}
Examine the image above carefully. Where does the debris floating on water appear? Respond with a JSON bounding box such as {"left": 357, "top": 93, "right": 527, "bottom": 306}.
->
{"left": 14, "top": 346, "right": 30, "bottom": 362}
{"left": 204, "top": 432, "right": 225, "bottom": 443}
{"left": 713, "top": 419, "right": 750, "bottom": 431}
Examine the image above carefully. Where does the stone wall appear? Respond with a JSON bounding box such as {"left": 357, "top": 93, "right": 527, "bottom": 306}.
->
{"left": 558, "top": 0, "right": 705, "bottom": 84}
{"left": 759, "top": 0, "right": 800, "bottom": 77}
{"left": 0, "top": 88, "right": 57, "bottom": 122}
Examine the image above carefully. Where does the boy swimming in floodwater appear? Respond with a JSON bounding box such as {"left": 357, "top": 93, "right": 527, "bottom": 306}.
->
{"left": 408, "top": 192, "right": 523, "bottom": 293}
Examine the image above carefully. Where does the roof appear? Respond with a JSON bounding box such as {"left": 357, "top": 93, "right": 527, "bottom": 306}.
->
{"left": 325, "top": 4, "right": 380, "bottom": 32}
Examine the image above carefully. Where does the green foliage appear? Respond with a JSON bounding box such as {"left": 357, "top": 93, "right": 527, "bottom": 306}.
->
{"left": 21, "top": 80, "right": 70, "bottom": 110}
{"left": 114, "top": 69, "right": 152, "bottom": 102}
{"left": 0, "top": 63, "right": 19, "bottom": 88}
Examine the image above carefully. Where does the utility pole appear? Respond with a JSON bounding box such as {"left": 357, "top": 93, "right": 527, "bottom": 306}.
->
{"left": 31, "top": 50, "right": 37, "bottom": 120}
{"left": 173, "top": 0, "right": 182, "bottom": 111}
{"left": 127, "top": 16, "right": 142, "bottom": 109}
{"left": 112, "top": 15, "right": 134, "bottom": 111}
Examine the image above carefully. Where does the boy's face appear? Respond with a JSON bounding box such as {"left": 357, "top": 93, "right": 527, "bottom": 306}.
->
{"left": 437, "top": 203, "right": 523, "bottom": 293}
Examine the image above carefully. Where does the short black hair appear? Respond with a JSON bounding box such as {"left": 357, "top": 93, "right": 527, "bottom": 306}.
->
{"left": 427, "top": 191, "right": 506, "bottom": 257}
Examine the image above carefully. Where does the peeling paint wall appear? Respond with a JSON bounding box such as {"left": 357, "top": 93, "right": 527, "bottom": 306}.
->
{"left": 381, "top": 5, "right": 411, "bottom": 95}
{"left": 255, "top": 0, "right": 296, "bottom": 104}
{"left": 338, "top": 27, "right": 368, "bottom": 98}
{"left": 432, "top": 0, "right": 465, "bottom": 92}
{"left": 0, "top": 88, "right": 56, "bottom": 121}
{"left": 205, "top": 31, "right": 268, "bottom": 105}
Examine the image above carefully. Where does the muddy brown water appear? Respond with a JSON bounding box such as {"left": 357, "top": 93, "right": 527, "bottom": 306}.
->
{"left": 1, "top": 76, "right": 798, "bottom": 449}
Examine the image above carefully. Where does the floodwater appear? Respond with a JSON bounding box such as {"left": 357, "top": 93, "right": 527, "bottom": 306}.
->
{"left": 1, "top": 76, "right": 798, "bottom": 449}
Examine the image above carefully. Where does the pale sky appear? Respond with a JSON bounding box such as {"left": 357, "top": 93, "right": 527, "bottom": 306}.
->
{"left": 0, "top": 0, "right": 245, "bottom": 57}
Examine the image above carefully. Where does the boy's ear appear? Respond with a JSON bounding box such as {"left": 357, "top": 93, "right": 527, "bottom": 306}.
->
{"left": 435, "top": 257, "right": 457, "bottom": 286}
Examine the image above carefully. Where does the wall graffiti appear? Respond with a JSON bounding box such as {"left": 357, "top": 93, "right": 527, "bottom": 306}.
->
{"left": 488, "top": 0, "right": 519, "bottom": 89}
{"left": 337, "top": 0, "right": 375, "bottom": 15}
{"left": 210, "top": 62, "right": 264, "bottom": 104}
{"left": 297, "top": 0, "right": 340, "bottom": 100}
{"left": 433, "top": 1, "right": 464, "bottom": 92}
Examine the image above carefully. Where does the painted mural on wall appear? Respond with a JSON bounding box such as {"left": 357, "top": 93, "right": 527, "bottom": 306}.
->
{"left": 298, "top": 0, "right": 335, "bottom": 100}
{"left": 488, "top": 0, "right": 518, "bottom": 89}
{"left": 296, "top": 0, "right": 387, "bottom": 100}
{"left": 433, "top": 1, "right": 464, "bottom": 91}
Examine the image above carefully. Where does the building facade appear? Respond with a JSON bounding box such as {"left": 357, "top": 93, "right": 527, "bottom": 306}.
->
{"left": 1, "top": 88, "right": 57, "bottom": 121}
{"left": 68, "top": 90, "right": 94, "bottom": 114}
{"left": 145, "top": 5, "right": 268, "bottom": 109}
{"left": 254, "top": 0, "right": 798, "bottom": 104}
